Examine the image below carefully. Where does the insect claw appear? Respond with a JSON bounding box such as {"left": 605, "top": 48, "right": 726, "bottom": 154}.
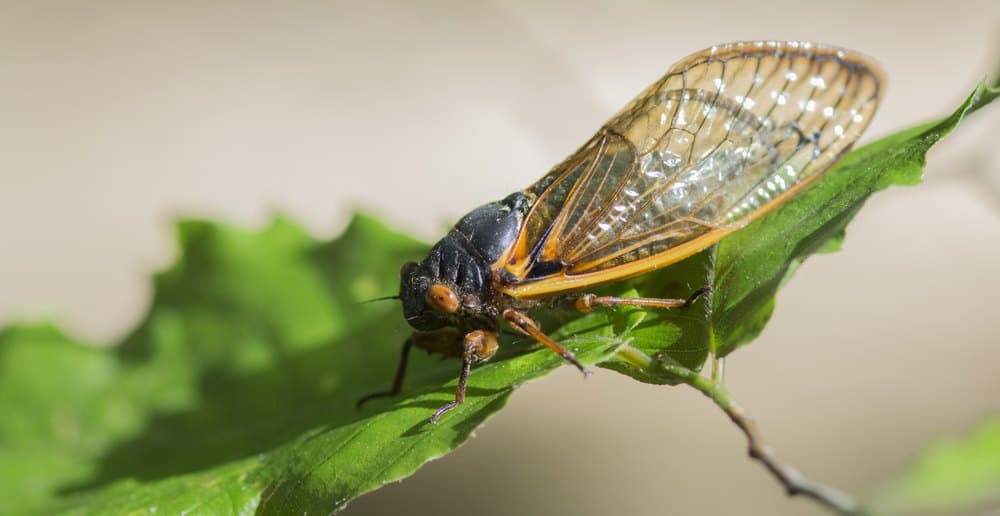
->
{"left": 684, "top": 285, "right": 713, "bottom": 307}
{"left": 562, "top": 352, "right": 589, "bottom": 376}
{"left": 429, "top": 401, "right": 461, "bottom": 424}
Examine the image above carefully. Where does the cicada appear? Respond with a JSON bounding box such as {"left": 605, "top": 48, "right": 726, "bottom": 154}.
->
{"left": 360, "top": 41, "right": 883, "bottom": 422}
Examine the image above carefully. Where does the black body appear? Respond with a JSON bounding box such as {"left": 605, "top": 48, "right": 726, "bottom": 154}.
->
{"left": 399, "top": 192, "right": 532, "bottom": 333}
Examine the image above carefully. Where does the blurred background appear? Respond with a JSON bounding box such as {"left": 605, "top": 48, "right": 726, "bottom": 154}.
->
{"left": 2, "top": 1, "right": 999, "bottom": 514}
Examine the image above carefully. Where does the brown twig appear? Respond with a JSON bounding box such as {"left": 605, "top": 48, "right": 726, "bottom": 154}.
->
{"left": 615, "top": 345, "right": 868, "bottom": 516}
{"left": 722, "top": 396, "right": 867, "bottom": 515}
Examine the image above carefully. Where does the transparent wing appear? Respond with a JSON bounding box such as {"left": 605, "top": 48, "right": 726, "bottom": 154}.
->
{"left": 502, "top": 41, "right": 883, "bottom": 296}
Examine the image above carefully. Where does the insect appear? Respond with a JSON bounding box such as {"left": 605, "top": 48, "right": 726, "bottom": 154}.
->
{"left": 359, "top": 41, "right": 883, "bottom": 422}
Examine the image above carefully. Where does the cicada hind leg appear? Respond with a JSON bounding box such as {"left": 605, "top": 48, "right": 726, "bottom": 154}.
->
{"left": 498, "top": 286, "right": 710, "bottom": 381}
{"left": 573, "top": 285, "right": 712, "bottom": 313}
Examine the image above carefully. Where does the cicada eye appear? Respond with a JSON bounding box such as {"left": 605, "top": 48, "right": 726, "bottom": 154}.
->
{"left": 426, "top": 284, "right": 459, "bottom": 314}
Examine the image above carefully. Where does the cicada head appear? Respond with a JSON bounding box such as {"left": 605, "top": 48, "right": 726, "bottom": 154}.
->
{"left": 398, "top": 235, "right": 499, "bottom": 333}
{"left": 400, "top": 193, "right": 532, "bottom": 331}
{"left": 399, "top": 261, "right": 446, "bottom": 331}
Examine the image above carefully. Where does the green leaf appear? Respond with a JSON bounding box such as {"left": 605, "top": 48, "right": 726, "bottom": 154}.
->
{"left": 869, "top": 418, "right": 1000, "bottom": 515}
{"left": 0, "top": 215, "right": 623, "bottom": 515}
{"left": 1, "top": 82, "right": 995, "bottom": 514}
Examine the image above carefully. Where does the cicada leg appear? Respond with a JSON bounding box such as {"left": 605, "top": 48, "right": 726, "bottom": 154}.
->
{"left": 356, "top": 336, "right": 414, "bottom": 408}
{"left": 428, "top": 347, "right": 473, "bottom": 423}
{"left": 430, "top": 330, "right": 498, "bottom": 423}
{"left": 502, "top": 309, "right": 590, "bottom": 377}
{"left": 573, "top": 285, "right": 712, "bottom": 312}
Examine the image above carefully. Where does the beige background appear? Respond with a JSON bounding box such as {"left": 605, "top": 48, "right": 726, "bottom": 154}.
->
{"left": 2, "top": 1, "right": 999, "bottom": 515}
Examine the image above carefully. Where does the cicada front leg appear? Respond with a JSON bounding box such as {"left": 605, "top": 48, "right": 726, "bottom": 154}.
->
{"left": 430, "top": 330, "right": 499, "bottom": 423}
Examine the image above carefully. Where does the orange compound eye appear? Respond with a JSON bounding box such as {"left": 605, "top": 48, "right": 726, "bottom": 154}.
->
{"left": 426, "top": 284, "right": 459, "bottom": 314}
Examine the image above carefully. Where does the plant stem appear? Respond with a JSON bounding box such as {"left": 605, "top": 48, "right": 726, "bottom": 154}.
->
{"left": 615, "top": 345, "right": 868, "bottom": 516}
